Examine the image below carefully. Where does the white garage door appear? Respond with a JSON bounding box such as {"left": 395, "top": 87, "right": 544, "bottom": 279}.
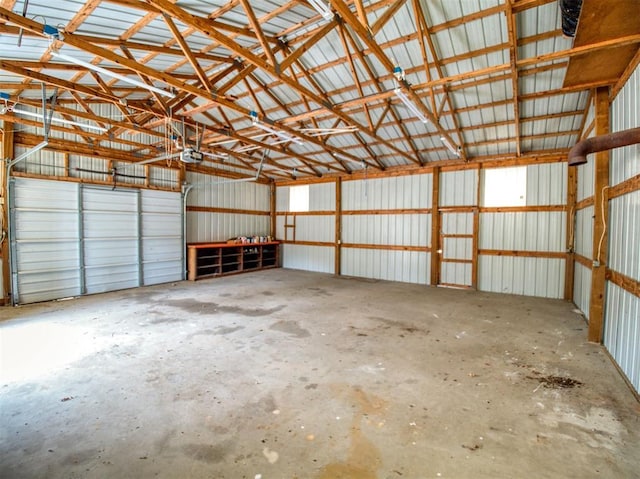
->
{"left": 10, "top": 178, "right": 183, "bottom": 304}
{"left": 10, "top": 178, "right": 82, "bottom": 304}
{"left": 141, "top": 189, "right": 183, "bottom": 286}
{"left": 82, "top": 187, "right": 140, "bottom": 294}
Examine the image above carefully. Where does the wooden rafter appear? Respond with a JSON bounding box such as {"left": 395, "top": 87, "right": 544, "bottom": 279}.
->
{"left": 238, "top": 0, "right": 278, "bottom": 71}
{"left": 505, "top": 0, "right": 521, "bottom": 157}
{"left": 163, "top": 13, "right": 213, "bottom": 93}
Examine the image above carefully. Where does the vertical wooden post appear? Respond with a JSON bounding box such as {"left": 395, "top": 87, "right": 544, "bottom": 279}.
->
{"left": 270, "top": 181, "right": 276, "bottom": 238}
{"left": 63, "top": 152, "right": 70, "bottom": 177}
{"left": 1, "top": 121, "right": 14, "bottom": 304}
{"left": 588, "top": 87, "right": 610, "bottom": 343}
{"left": 335, "top": 177, "right": 342, "bottom": 276}
{"left": 472, "top": 165, "right": 481, "bottom": 289}
{"left": 564, "top": 164, "right": 578, "bottom": 300}
{"left": 430, "top": 167, "right": 440, "bottom": 286}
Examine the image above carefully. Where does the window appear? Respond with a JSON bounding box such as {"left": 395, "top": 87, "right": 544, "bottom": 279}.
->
{"left": 289, "top": 184, "right": 309, "bottom": 212}
{"left": 483, "top": 166, "right": 527, "bottom": 207}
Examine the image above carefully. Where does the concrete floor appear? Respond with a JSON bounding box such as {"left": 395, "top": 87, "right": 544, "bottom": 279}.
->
{"left": 1, "top": 269, "right": 639, "bottom": 479}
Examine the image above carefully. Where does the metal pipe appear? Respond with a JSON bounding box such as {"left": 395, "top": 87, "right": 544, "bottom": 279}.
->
{"left": 567, "top": 127, "right": 640, "bottom": 166}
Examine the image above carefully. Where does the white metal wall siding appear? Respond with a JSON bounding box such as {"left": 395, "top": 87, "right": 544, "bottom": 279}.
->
{"left": 187, "top": 212, "right": 270, "bottom": 243}
{"left": 342, "top": 174, "right": 432, "bottom": 210}
{"left": 188, "top": 172, "right": 270, "bottom": 211}
{"left": 608, "top": 191, "right": 640, "bottom": 281}
{"left": 603, "top": 66, "right": 640, "bottom": 396}
{"left": 276, "top": 186, "right": 290, "bottom": 212}
{"left": 526, "top": 163, "right": 567, "bottom": 205}
{"left": 342, "top": 215, "right": 429, "bottom": 246}
{"left": 478, "top": 256, "right": 565, "bottom": 298}
{"left": 13, "top": 145, "right": 179, "bottom": 189}
{"left": 574, "top": 206, "right": 593, "bottom": 259}
{"left": 186, "top": 172, "right": 270, "bottom": 243}
{"left": 611, "top": 63, "right": 640, "bottom": 186}
{"left": 604, "top": 282, "right": 640, "bottom": 393}
{"left": 441, "top": 263, "right": 472, "bottom": 287}
{"left": 11, "top": 178, "right": 81, "bottom": 303}
{"left": 141, "top": 190, "right": 183, "bottom": 285}
{"left": 294, "top": 216, "right": 335, "bottom": 243}
{"left": 440, "top": 169, "right": 477, "bottom": 206}
{"left": 479, "top": 212, "right": 565, "bottom": 251}
{"left": 341, "top": 249, "right": 429, "bottom": 284}
{"left": 282, "top": 244, "right": 334, "bottom": 273}
{"left": 576, "top": 159, "right": 595, "bottom": 201}
{"left": 573, "top": 263, "right": 591, "bottom": 320}
{"left": 82, "top": 188, "right": 140, "bottom": 294}
{"left": 577, "top": 98, "right": 596, "bottom": 201}
{"left": 310, "top": 182, "right": 335, "bottom": 210}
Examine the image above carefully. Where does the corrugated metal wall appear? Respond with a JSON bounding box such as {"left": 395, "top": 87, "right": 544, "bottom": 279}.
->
{"left": 604, "top": 283, "right": 639, "bottom": 393}
{"left": 603, "top": 64, "right": 640, "bottom": 394}
{"left": 478, "top": 163, "right": 567, "bottom": 298}
{"left": 573, "top": 96, "right": 596, "bottom": 319}
{"left": 277, "top": 182, "right": 336, "bottom": 273}
{"left": 341, "top": 174, "right": 431, "bottom": 284}
{"left": 186, "top": 172, "right": 270, "bottom": 243}
{"left": 573, "top": 204, "right": 593, "bottom": 318}
{"left": 440, "top": 169, "right": 477, "bottom": 207}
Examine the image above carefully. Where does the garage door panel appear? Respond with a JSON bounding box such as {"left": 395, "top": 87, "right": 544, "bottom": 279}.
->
{"left": 84, "top": 239, "right": 139, "bottom": 266}
{"left": 85, "top": 264, "right": 139, "bottom": 294}
{"left": 14, "top": 211, "right": 79, "bottom": 240}
{"left": 15, "top": 241, "right": 80, "bottom": 273}
{"left": 83, "top": 189, "right": 138, "bottom": 212}
{"left": 17, "top": 270, "right": 82, "bottom": 304}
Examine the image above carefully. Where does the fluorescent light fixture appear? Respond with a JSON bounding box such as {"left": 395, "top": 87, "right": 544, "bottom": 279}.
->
{"left": 250, "top": 111, "right": 303, "bottom": 145}
{"left": 440, "top": 136, "right": 461, "bottom": 158}
{"left": 308, "top": 0, "right": 333, "bottom": 20}
{"left": 235, "top": 145, "right": 261, "bottom": 153}
{"left": 201, "top": 151, "right": 229, "bottom": 160}
{"left": 394, "top": 87, "right": 428, "bottom": 124}
{"left": 11, "top": 107, "right": 108, "bottom": 132}
{"left": 50, "top": 50, "right": 175, "bottom": 99}
{"left": 300, "top": 126, "right": 358, "bottom": 137}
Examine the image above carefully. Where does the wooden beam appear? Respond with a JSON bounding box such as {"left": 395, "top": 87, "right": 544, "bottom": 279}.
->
{"left": 238, "top": 0, "right": 278, "bottom": 70}
{"left": 370, "top": 0, "right": 406, "bottom": 35}
{"left": 1, "top": 120, "right": 13, "bottom": 304}
{"left": 335, "top": 177, "right": 342, "bottom": 276}
{"left": 163, "top": 13, "right": 213, "bottom": 92}
{"left": 430, "top": 167, "right": 440, "bottom": 285}
{"left": 353, "top": 0, "right": 368, "bottom": 29}
{"left": 270, "top": 181, "right": 276, "bottom": 238}
{"left": 505, "top": 0, "right": 521, "bottom": 157}
{"left": 606, "top": 268, "right": 640, "bottom": 298}
{"left": 588, "top": 87, "right": 610, "bottom": 343}
{"left": 280, "top": 19, "right": 336, "bottom": 73}
{"left": 565, "top": 164, "right": 577, "bottom": 300}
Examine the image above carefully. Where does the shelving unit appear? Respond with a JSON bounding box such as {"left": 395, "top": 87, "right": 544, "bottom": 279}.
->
{"left": 187, "top": 242, "right": 279, "bottom": 281}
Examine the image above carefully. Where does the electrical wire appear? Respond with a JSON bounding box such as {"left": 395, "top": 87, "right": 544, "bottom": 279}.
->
{"left": 596, "top": 185, "right": 610, "bottom": 265}
{"left": 568, "top": 205, "right": 575, "bottom": 253}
